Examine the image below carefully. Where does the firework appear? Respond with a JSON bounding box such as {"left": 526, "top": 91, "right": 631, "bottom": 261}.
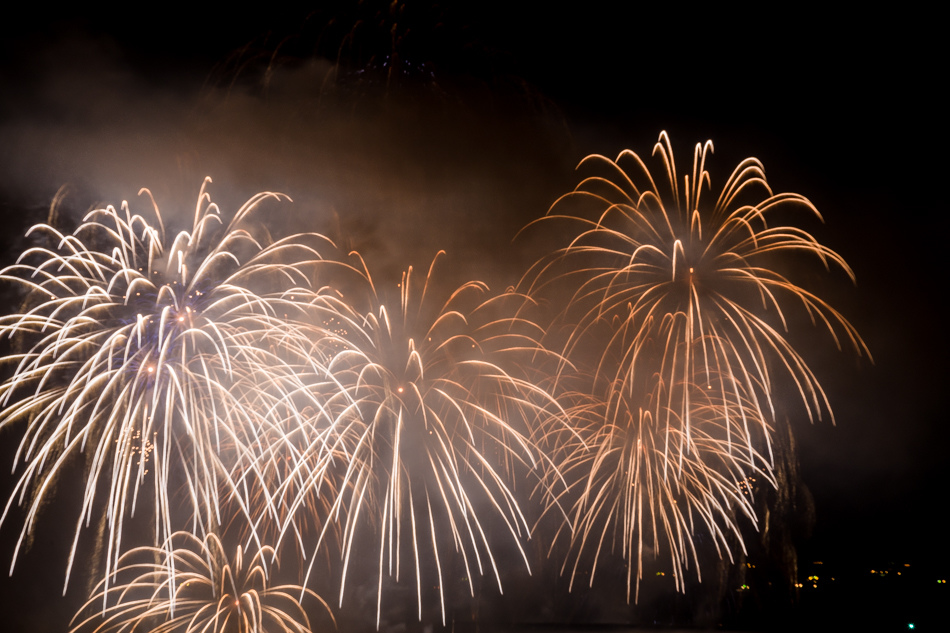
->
{"left": 524, "top": 130, "right": 868, "bottom": 433}
{"left": 70, "top": 531, "right": 333, "bottom": 633}
{"left": 0, "top": 179, "right": 330, "bottom": 591}
{"left": 292, "top": 252, "right": 566, "bottom": 627}
{"left": 549, "top": 371, "right": 774, "bottom": 602}
{"left": 521, "top": 132, "right": 867, "bottom": 596}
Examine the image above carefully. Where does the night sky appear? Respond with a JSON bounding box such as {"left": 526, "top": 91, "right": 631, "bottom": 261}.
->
{"left": 0, "top": 3, "right": 944, "bottom": 631}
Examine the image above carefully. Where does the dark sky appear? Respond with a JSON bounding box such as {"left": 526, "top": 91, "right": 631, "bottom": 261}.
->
{"left": 0, "top": 3, "right": 945, "bottom": 630}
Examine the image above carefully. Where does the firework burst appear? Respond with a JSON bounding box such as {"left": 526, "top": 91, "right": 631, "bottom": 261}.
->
{"left": 70, "top": 531, "right": 333, "bottom": 633}
{"left": 521, "top": 131, "right": 868, "bottom": 597}
{"left": 0, "top": 179, "right": 330, "bottom": 591}
{"left": 549, "top": 371, "right": 774, "bottom": 602}
{"left": 524, "top": 131, "right": 868, "bottom": 426}
{"left": 292, "top": 252, "right": 566, "bottom": 627}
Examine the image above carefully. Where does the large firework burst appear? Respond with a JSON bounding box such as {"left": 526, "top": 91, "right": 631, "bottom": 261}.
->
{"left": 0, "top": 179, "right": 329, "bottom": 590}
{"left": 521, "top": 131, "right": 867, "bottom": 597}
{"left": 70, "top": 531, "right": 332, "bottom": 633}
{"left": 293, "top": 252, "right": 566, "bottom": 627}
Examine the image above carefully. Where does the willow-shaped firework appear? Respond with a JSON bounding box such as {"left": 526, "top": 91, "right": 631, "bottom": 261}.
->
{"left": 0, "top": 179, "right": 330, "bottom": 591}
{"left": 70, "top": 531, "right": 333, "bottom": 633}
{"left": 521, "top": 131, "right": 867, "bottom": 597}
{"left": 293, "top": 252, "right": 565, "bottom": 627}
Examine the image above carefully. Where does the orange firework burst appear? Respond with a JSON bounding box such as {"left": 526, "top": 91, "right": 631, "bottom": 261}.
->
{"left": 521, "top": 131, "right": 868, "bottom": 598}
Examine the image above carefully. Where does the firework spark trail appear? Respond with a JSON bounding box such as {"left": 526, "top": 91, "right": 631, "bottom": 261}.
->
{"left": 286, "top": 251, "right": 568, "bottom": 627}
{"left": 0, "top": 178, "right": 334, "bottom": 595}
{"left": 520, "top": 131, "right": 868, "bottom": 599}
{"left": 69, "top": 531, "right": 333, "bottom": 633}
{"left": 219, "top": 394, "right": 346, "bottom": 574}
